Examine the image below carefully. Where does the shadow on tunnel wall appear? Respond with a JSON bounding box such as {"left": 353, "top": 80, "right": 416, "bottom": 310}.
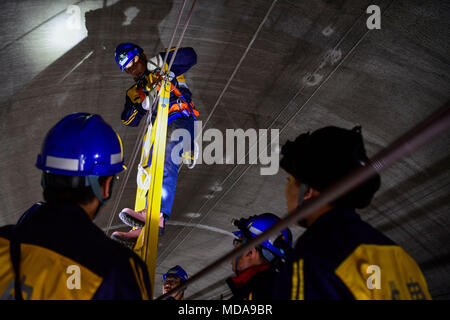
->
{"left": 0, "top": 0, "right": 174, "bottom": 109}
{"left": 84, "top": 0, "right": 173, "bottom": 59}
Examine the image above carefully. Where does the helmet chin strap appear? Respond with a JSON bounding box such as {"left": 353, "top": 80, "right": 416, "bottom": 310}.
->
{"left": 234, "top": 245, "right": 275, "bottom": 276}
{"left": 261, "top": 247, "right": 275, "bottom": 263}
{"left": 86, "top": 176, "right": 112, "bottom": 219}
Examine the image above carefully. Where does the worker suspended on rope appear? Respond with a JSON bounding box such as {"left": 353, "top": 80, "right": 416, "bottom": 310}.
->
{"left": 162, "top": 265, "right": 189, "bottom": 300}
{"left": 0, "top": 113, "right": 151, "bottom": 300}
{"left": 273, "top": 126, "right": 432, "bottom": 300}
{"left": 111, "top": 43, "right": 199, "bottom": 247}
{"left": 227, "top": 213, "right": 293, "bottom": 300}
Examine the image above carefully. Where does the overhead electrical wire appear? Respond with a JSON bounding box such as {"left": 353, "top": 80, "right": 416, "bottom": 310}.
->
{"left": 200, "top": 0, "right": 279, "bottom": 129}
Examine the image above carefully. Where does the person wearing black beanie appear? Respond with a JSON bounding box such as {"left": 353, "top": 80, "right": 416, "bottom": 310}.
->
{"left": 273, "top": 126, "right": 431, "bottom": 300}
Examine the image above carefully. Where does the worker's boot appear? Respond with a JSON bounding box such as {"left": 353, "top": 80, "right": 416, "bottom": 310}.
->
{"left": 120, "top": 208, "right": 168, "bottom": 236}
{"left": 119, "top": 208, "right": 146, "bottom": 228}
{"left": 111, "top": 228, "right": 142, "bottom": 249}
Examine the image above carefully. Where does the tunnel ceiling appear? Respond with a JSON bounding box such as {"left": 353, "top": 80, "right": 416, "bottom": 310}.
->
{"left": 0, "top": 0, "right": 449, "bottom": 299}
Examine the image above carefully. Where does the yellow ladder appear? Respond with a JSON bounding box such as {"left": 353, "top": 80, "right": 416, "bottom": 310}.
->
{"left": 132, "top": 80, "right": 171, "bottom": 299}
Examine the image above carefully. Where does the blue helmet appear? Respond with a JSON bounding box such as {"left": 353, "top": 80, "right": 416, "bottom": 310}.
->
{"left": 36, "top": 113, "right": 125, "bottom": 177}
{"left": 115, "top": 43, "right": 143, "bottom": 72}
{"left": 233, "top": 213, "right": 293, "bottom": 261}
{"left": 163, "top": 265, "right": 188, "bottom": 282}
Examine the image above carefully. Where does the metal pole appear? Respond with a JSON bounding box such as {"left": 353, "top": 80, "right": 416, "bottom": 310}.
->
{"left": 156, "top": 102, "right": 450, "bottom": 300}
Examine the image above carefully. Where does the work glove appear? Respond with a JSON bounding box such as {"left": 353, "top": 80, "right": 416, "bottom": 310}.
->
{"left": 140, "top": 88, "right": 158, "bottom": 111}
{"left": 147, "top": 54, "right": 163, "bottom": 74}
{"left": 147, "top": 54, "right": 175, "bottom": 81}
{"left": 142, "top": 95, "right": 151, "bottom": 111}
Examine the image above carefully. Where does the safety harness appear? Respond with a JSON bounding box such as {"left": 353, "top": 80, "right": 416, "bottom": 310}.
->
{"left": 137, "top": 73, "right": 199, "bottom": 192}
{"left": 136, "top": 71, "right": 199, "bottom": 125}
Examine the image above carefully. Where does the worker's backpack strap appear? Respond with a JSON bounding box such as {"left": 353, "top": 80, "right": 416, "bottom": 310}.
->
{"left": 10, "top": 226, "right": 23, "bottom": 300}
{"left": 9, "top": 202, "right": 43, "bottom": 300}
